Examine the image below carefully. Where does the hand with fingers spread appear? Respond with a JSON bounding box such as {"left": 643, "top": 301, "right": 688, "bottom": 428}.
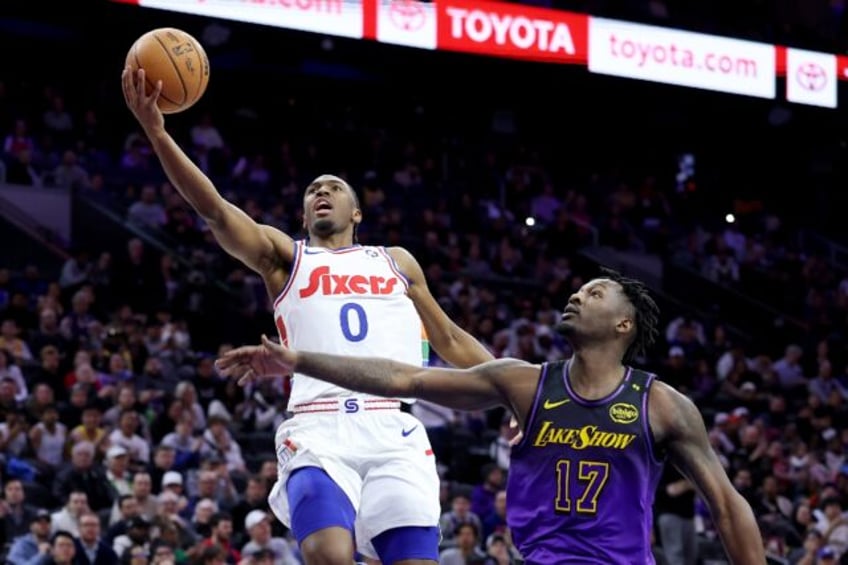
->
{"left": 215, "top": 335, "right": 297, "bottom": 386}
{"left": 121, "top": 66, "right": 165, "bottom": 134}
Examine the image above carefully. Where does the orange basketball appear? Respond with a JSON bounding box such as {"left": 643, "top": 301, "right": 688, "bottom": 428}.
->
{"left": 125, "top": 27, "right": 210, "bottom": 114}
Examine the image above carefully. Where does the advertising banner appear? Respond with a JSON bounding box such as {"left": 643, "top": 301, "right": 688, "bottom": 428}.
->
{"left": 588, "top": 17, "right": 776, "bottom": 99}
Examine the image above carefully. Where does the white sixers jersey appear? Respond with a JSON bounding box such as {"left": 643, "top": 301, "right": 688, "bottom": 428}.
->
{"left": 273, "top": 242, "right": 425, "bottom": 408}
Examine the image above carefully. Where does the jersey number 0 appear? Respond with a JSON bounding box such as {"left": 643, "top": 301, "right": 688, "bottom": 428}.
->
{"left": 339, "top": 302, "right": 368, "bottom": 342}
{"left": 275, "top": 302, "right": 369, "bottom": 345}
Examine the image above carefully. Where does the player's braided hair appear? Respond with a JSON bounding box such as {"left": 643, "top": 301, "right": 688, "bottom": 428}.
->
{"left": 599, "top": 267, "right": 660, "bottom": 362}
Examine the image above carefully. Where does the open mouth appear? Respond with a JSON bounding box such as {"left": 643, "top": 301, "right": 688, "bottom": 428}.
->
{"left": 314, "top": 200, "right": 332, "bottom": 215}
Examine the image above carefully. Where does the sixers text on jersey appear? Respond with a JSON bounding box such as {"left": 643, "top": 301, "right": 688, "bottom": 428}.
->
{"left": 299, "top": 265, "right": 401, "bottom": 298}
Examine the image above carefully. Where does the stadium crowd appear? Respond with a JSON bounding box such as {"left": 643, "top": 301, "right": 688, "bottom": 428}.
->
{"left": 3, "top": 4, "right": 848, "bottom": 563}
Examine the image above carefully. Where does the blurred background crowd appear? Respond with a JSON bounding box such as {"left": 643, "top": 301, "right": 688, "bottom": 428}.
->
{"left": 2, "top": 0, "right": 848, "bottom": 564}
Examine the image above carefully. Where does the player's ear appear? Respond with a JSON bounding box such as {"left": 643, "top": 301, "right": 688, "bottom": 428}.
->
{"left": 615, "top": 317, "right": 633, "bottom": 337}
{"left": 352, "top": 208, "right": 362, "bottom": 225}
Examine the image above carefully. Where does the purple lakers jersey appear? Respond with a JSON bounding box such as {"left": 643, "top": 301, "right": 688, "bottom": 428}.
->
{"left": 507, "top": 360, "right": 665, "bottom": 564}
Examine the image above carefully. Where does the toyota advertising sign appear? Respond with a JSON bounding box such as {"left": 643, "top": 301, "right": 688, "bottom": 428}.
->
{"left": 124, "top": 0, "right": 365, "bottom": 38}
{"left": 377, "top": 0, "right": 437, "bottom": 49}
{"left": 588, "top": 18, "right": 776, "bottom": 99}
{"left": 435, "top": 0, "right": 588, "bottom": 63}
{"left": 785, "top": 48, "right": 837, "bottom": 108}
{"left": 115, "top": 0, "right": 845, "bottom": 108}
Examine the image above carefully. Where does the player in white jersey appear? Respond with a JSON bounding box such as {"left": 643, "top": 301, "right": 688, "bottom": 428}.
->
{"left": 122, "top": 68, "right": 494, "bottom": 565}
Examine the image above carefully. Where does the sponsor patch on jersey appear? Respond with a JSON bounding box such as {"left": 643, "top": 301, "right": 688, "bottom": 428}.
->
{"left": 276, "top": 437, "right": 298, "bottom": 467}
{"left": 609, "top": 402, "right": 639, "bottom": 424}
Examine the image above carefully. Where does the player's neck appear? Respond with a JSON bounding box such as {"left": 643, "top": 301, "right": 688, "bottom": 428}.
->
{"left": 568, "top": 347, "right": 626, "bottom": 399}
{"left": 308, "top": 233, "right": 356, "bottom": 250}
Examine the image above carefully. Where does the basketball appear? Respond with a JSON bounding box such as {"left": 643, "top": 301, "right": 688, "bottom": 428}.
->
{"left": 125, "top": 27, "right": 210, "bottom": 114}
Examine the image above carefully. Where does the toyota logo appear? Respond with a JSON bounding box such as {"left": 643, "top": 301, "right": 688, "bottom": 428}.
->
{"left": 796, "top": 62, "right": 827, "bottom": 92}
{"left": 389, "top": 0, "right": 425, "bottom": 31}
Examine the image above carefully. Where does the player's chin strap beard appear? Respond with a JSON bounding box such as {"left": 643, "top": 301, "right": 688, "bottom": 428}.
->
{"left": 304, "top": 223, "right": 358, "bottom": 245}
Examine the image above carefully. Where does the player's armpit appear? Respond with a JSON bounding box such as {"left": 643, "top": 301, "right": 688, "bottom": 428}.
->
{"left": 386, "top": 246, "right": 494, "bottom": 368}
{"left": 651, "top": 383, "right": 766, "bottom": 565}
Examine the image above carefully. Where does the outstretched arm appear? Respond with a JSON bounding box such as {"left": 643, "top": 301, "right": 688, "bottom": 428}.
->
{"left": 215, "top": 336, "right": 527, "bottom": 411}
{"left": 652, "top": 382, "right": 765, "bottom": 564}
{"left": 121, "top": 68, "right": 293, "bottom": 277}
{"left": 388, "top": 247, "right": 494, "bottom": 368}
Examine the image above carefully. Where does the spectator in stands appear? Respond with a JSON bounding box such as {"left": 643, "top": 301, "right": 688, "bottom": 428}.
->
{"left": 808, "top": 360, "right": 847, "bottom": 403}
{"left": 111, "top": 516, "right": 151, "bottom": 561}
{"left": 150, "top": 543, "right": 178, "bottom": 565}
{"left": 480, "top": 490, "right": 507, "bottom": 544}
{"left": 195, "top": 544, "right": 227, "bottom": 565}
{"left": 470, "top": 463, "right": 503, "bottom": 520}
{"left": 127, "top": 184, "right": 167, "bottom": 228}
{"left": 5, "top": 509, "right": 52, "bottom": 564}
{"left": 49, "top": 491, "right": 88, "bottom": 537}
{"left": 66, "top": 403, "right": 106, "bottom": 458}
{"left": 28, "top": 404, "right": 67, "bottom": 476}
{"left": 0, "top": 393, "right": 23, "bottom": 439}
{"left": 73, "top": 510, "right": 118, "bottom": 565}
{"left": 104, "top": 494, "right": 139, "bottom": 543}
{"left": 5, "top": 149, "right": 43, "bottom": 187}
{"left": 438, "top": 492, "right": 482, "bottom": 550}
{"left": 488, "top": 415, "right": 514, "bottom": 472}
{"left": 654, "top": 466, "right": 697, "bottom": 565}
{"left": 146, "top": 445, "right": 176, "bottom": 497}
{"left": 51, "top": 150, "right": 91, "bottom": 191}
{"left": 186, "top": 466, "right": 237, "bottom": 516}
{"left": 0, "top": 319, "right": 32, "bottom": 364}
{"left": 3, "top": 119, "right": 35, "bottom": 161}
{"left": 41, "top": 530, "right": 77, "bottom": 565}
{"left": 103, "top": 445, "right": 132, "bottom": 499}
{"left": 703, "top": 247, "right": 740, "bottom": 285}
{"left": 172, "top": 382, "right": 206, "bottom": 433}
{"left": 240, "top": 510, "right": 298, "bottom": 565}
{"left": 30, "top": 350, "right": 63, "bottom": 403}
{"left": 29, "top": 308, "right": 69, "bottom": 362}
{"left": 773, "top": 344, "right": 807, "bottom": 393}
{"left": 199, "top": 414, "right": 245, "bottom": 475}
{"left": 0, "top": 350, "right": 26, "bottom": 404}
{"left": 199, "top": 512, "right": 239, "bottom": 564}
{"left": 190, "top": 498, "right": 218, "bottom": 539}
{"left": 189, "top": 112, "right": 226, "bottom": 154}
{"left": 0, "top": 479, "right": 39, "bottom": 547}
{"left": 815, "top": 497, "right": 848, "bottom": 557}
{"left": 52, "top": 443, "right": 111, "bottom": 513}
{"left": 161, "top": 413, "right": 201, "bottom": 471}
{"left": 229, "top": 475, "right": 270, "bottom": 546}
{"left": 107, "top": 409, "right": 149, "bottom": 466}
{"left": 42, "top": 95, "right": 73, "bottom": 145}
{"left": 438, "top": 522, "right": 487, "bottom": 565}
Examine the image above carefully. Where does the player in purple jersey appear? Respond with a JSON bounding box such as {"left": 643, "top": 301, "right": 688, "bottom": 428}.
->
{"left": 217, "top": 268, "right": 765, "bottom": 564}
